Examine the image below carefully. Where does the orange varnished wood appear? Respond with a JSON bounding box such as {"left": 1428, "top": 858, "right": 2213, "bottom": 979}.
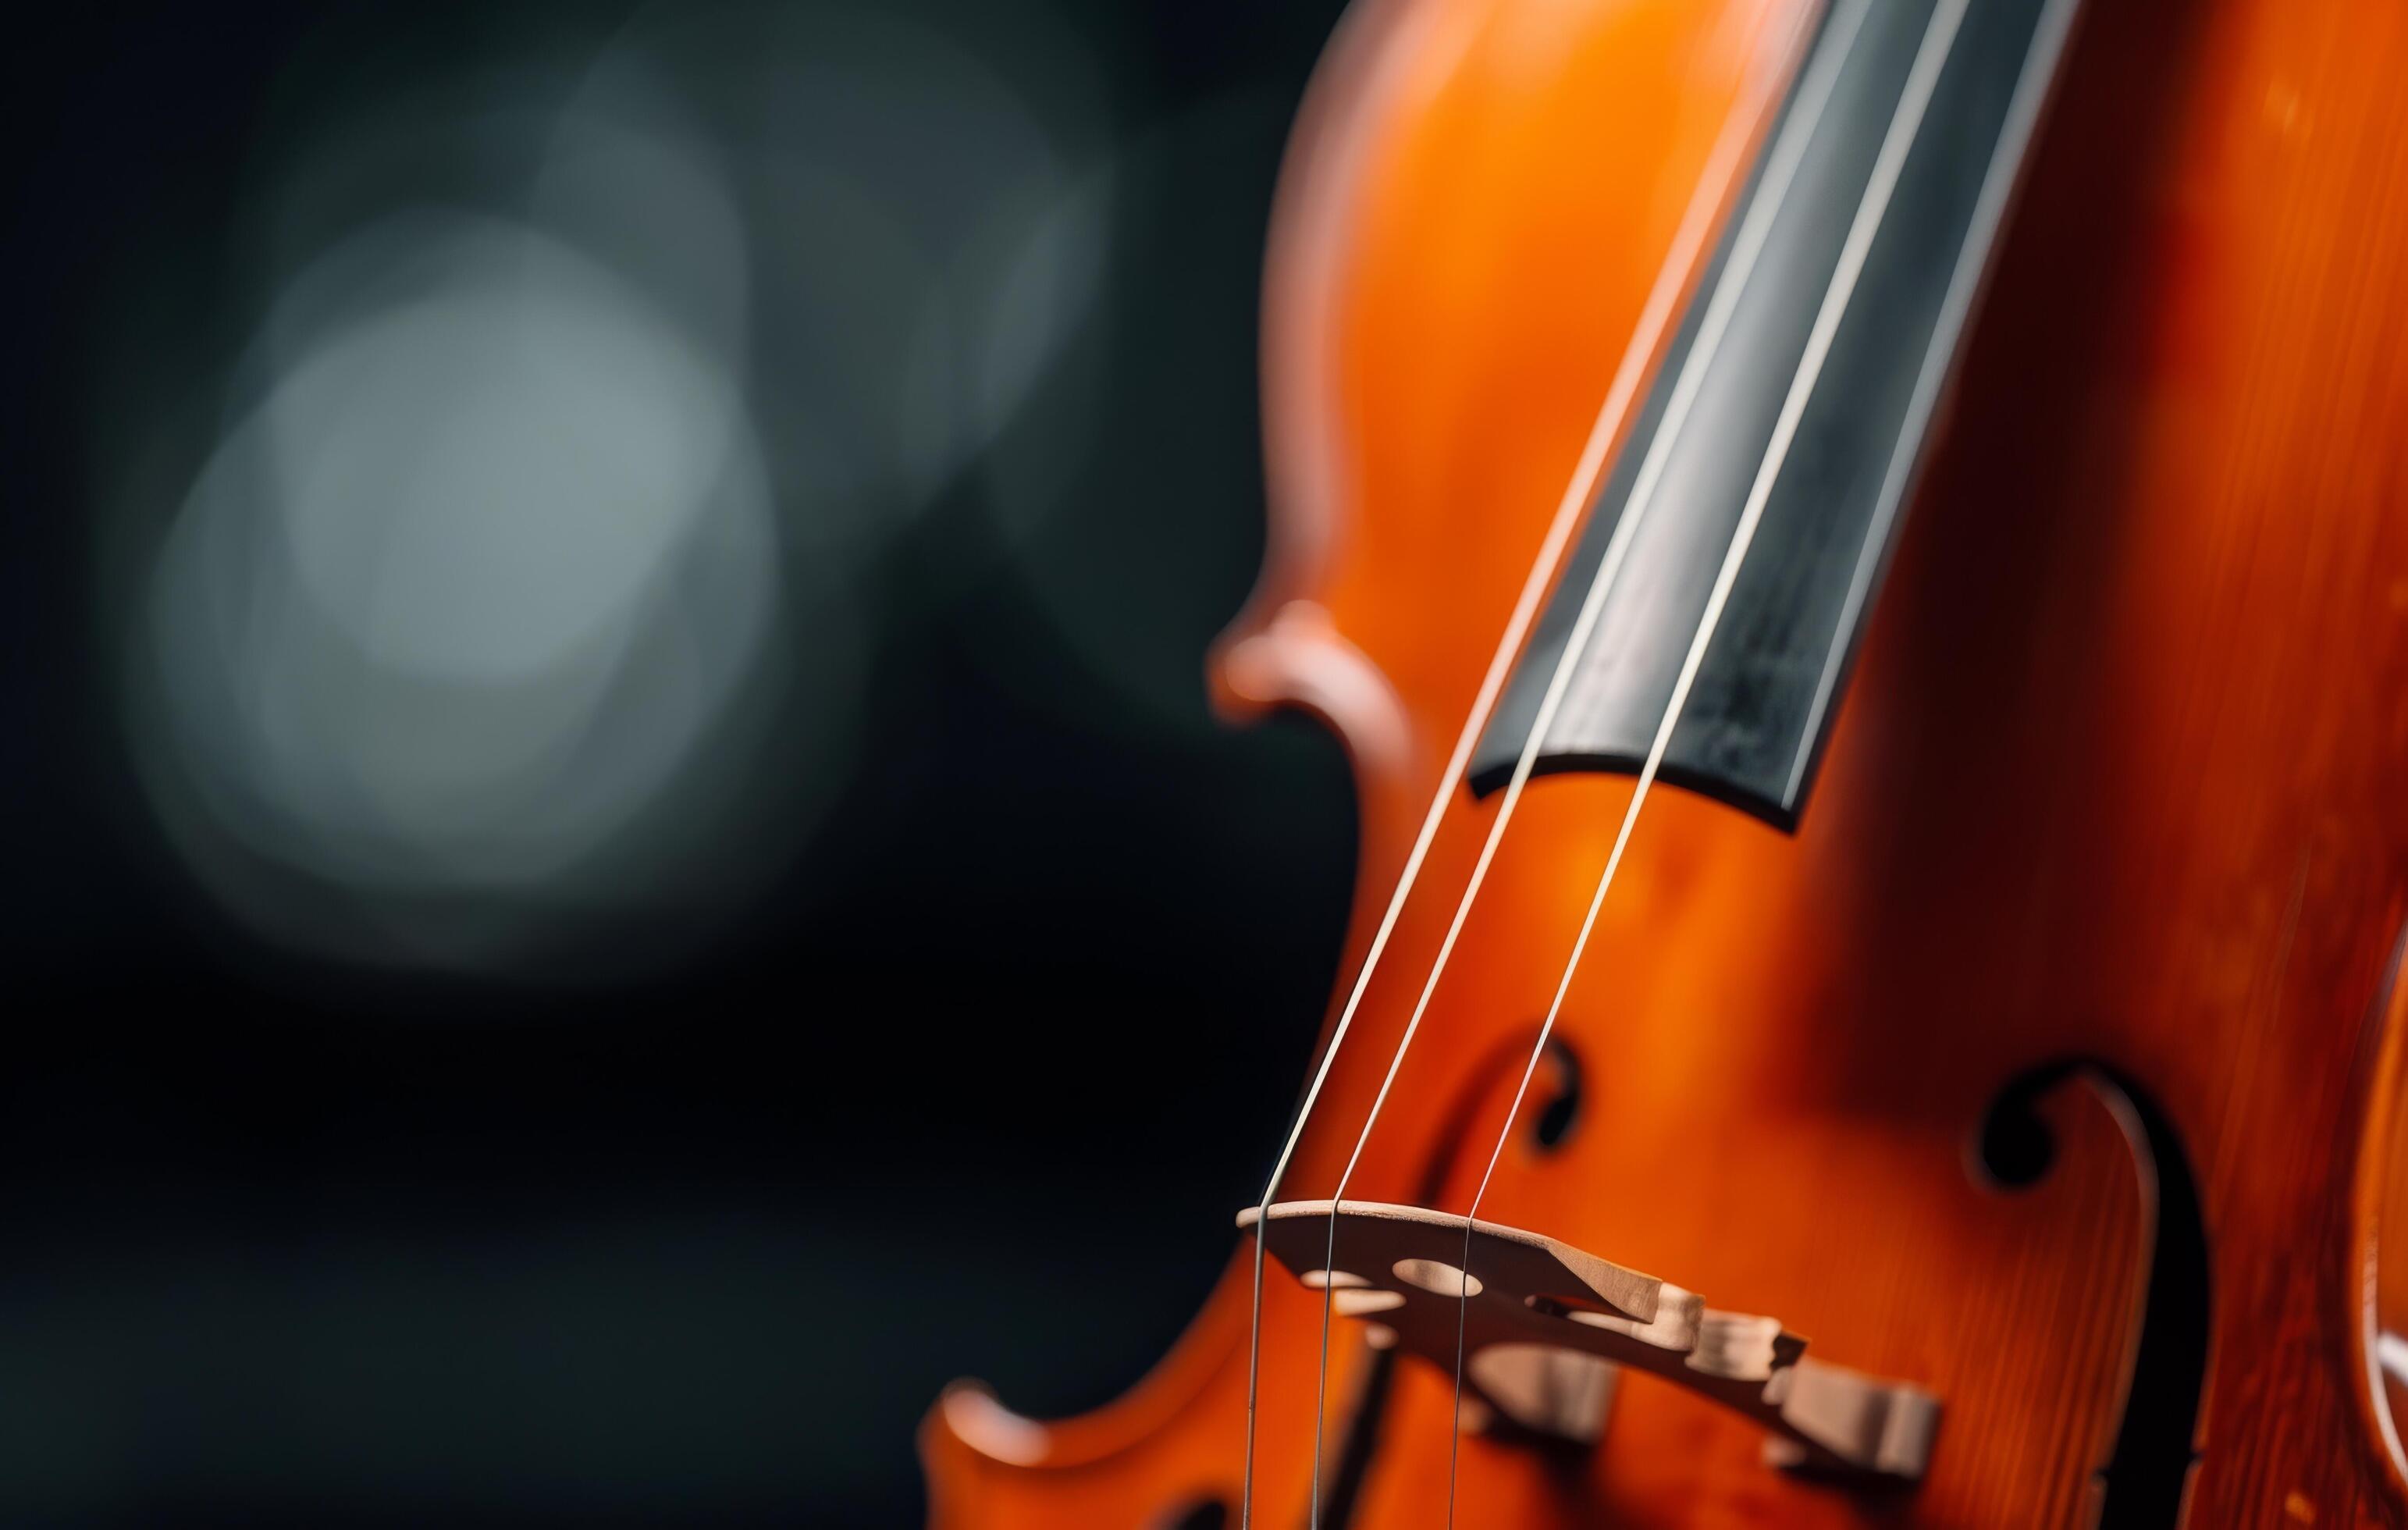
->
{"left": 923, "top": 0, "right": 2408, "bottom": 1525}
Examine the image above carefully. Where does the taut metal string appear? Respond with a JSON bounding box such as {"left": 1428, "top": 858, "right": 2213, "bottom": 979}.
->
{"left": 1435, "top": 0, "right": 1976, "bottom": 1520}
{"left": 1236, "top": 34, "right": 1791, "bottom": 1530}
{"left": 1290, "top": 0, "right": 1879, "bottom": 1519}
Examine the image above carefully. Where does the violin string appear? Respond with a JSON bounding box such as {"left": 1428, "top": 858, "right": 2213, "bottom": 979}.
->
{"left": 1435, "top": 0, "right": 1973, "bottom": 1520}
{"left": 1231, "top": 44, "right": 1784, "bottom": 1530}
{"left": 1290, "top": 0, "right": 1869, "bottom": 1516}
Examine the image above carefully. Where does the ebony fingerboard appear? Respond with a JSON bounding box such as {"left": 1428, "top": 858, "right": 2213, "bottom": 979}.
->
{"left": 1470, "top": 0, "right": 2079, "bottom": 828}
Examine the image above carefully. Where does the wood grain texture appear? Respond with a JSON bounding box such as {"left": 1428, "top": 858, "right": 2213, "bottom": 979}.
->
{"left": 922, "top": 0, "right": 2408, "bottom": 1524}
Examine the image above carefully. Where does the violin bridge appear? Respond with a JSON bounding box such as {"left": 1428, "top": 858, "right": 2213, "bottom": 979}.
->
{"left": 1240, "top": 1200, "right": 1938, "bottom": 1481}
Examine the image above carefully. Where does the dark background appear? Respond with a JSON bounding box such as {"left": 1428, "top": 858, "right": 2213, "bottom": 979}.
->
{"left": 2, "top": 1, "right": 1357, "bottom": 1522}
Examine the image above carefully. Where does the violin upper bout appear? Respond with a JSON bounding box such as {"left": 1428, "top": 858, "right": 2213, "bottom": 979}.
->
{"left": 1225, "top": 0, "right": 1812, "bottom": 814}
{"left": 1204, "top": 0, "right": 1439, "bottom": 780}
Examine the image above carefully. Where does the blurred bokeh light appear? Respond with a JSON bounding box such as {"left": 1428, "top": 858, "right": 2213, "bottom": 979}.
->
{"left": 8, "top": 0, "right": 1354, "bottom": 1522}
{"left": 105, "top": 0, "right": 1128, "bottom": 970}
{"left": 140, "top": 216, "right": 783, "bottom": 933}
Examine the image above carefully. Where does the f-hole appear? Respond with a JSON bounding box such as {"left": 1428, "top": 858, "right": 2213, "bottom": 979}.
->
{"left": 1978, "top": 1062, "right": 2209, "bottom": 1527}
{"left": 1530, "top": 1039, "right": 1584, "bottom": 1152}
{"left": 1154, "top": 1499, "right": 1229, "bottom": 1530}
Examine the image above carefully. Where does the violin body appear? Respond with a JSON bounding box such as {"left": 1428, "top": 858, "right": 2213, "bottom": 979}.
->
{"left": 924, "top": 0, "right": 2408, "bottom": 1523}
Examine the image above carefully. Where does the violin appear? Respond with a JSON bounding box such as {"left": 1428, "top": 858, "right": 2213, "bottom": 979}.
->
{"left": 923, "top": 0, "right": 2408, "bottom": 1522}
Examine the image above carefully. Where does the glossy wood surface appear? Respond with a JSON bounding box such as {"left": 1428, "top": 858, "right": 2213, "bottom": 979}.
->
{"left": 923, "top": 0, "right": 2408, "bottom": 1523}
